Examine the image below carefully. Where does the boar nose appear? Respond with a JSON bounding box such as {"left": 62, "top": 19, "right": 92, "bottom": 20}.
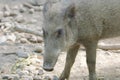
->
{"left": 43, "top": 67, "right": 54, "bottom": 71}
{"left": 43, "top": 63, "right": 54, "bottom": 71}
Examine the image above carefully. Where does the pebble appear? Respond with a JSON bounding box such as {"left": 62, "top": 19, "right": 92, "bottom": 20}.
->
{"left": 2, "top": 74, "right": 19, "bottom": 80}
{"left": 34, "top": 46, "right": 43, "bottom": 53}
{"left": 38, "top": 69, "right": 44, "bottom": 75}
{"left": 44, "top": 76, "right": 51, "bottom": 80}
{"left": 3, "top": 5, "right": 10, "bottom": 11}
{"left": 6, "top": 33, "right": 16, "bottom": 42}
{"left": 18, "top": 5, "right": 26, "bottom": 13}
{"left": 27, "top": 35, "right": 37, "bottom": 43}
{"left": 29, "top": 8, "right": 35, "bottom": 14}
{"left": 24, "top": 65, "right": 36, "bottom": 73}
{"left": 4, "top": 22, "right": 12, "bottom": 28}
{"left": 37, "top": 37, "right": 43, "bottom": 43}
{"left": 15, "top": 15, "right": 25, "bottom": 23}
{"left": 29, "top": 19, "right": 37, "bottom": 24}
{"left": 17, "top": 70, "right": 29, "bottom": 77}
{"left": 16, "top": 46, "right": 30, "bottom": 58}
{"left": 12, "top": 5, "right": 19, "bottom": 10}
{"left": 0, "top": 11, "right": 3, "bottom": 18}
{"left": 10, "top": 11, "right": 18, "bottom": 17}
{"left": 20, "top": 38, "right": 29, "bottom": 43}
{"left": 0, "top": 76, "right": 2, "bottom": 80}
{"left": 4, "top": 11, "right": 10, "bottom": 17}
{"left": 21, "top": 75, "right": 33, "bottom": 80}
{"left": 33, "top": 75, "right": 42, "bottom": 80}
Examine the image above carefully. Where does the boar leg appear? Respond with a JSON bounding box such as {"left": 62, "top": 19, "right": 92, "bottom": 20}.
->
{"left": 59, "top": 43, "right": 80, "bottom": 80}
{"left": 84, "top": 41, "right": 98, "bottom": 80}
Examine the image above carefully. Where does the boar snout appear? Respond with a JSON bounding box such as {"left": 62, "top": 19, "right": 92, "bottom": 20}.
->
{"left": 43, "top": 62, "right": 54, "bottom": 71}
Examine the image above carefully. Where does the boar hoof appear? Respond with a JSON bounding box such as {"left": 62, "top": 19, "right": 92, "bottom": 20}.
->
{"left": 59, "top": 75, "right": 69, "bottom": 80}
{"left": 89, "top": 74, "right": 97, "bottom": 80}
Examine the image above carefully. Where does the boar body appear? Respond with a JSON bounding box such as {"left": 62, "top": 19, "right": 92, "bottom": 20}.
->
{"left": 43, "top": 0, "right": 120, "bottom": 80}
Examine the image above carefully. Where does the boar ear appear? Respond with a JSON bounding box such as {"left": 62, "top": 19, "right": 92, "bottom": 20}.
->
{"left": 65, "top": 4, "right": 76, "bottom": 19}
{"left": 43, "top": 1, "right": 52, "bottom": 14}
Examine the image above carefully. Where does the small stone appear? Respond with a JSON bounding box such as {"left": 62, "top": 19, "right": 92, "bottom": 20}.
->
{"left": 33, "top": 75, "right": 42, "bottom": 80}
{"left": 34, "top": 46, "right": 43, "bottom": 53}
{"left": 16, "top": 46, "right": 30, "bottom": 58}
{"left": 44, "top": 76, "right": 51, "bottom": 80}
{"left": 24, "top": 65, "right": 36, "bottom": 73}
{"left": 37, "top": 37, "right": 43, "bottom": 43}
{"left": 29, "top": 19, "right": 37, "bottom": 24}
{"left": 4, "top": 22, "right": 12, "bottom": 28}
{"left": 17, "top": 70, "right": 29, "bottom": 77}
{"left": 38, "top": 69, "right": 44, "bottom": 75}
{"left": 21, "top": 75, "right": 33, "bottom": 80}
{"left": 3, "top": 5, "right": 10, "bottom": 11}
{"left": 34, "top": 6, "right": 42, "bottom": 11}
{"left": 0, "top": 11, "right": 3, "bottom": 18}
{"left": 18, "top": 5, "right": 26, "bottom": 13}
{"left": 52, "top": 75, "right": 59, "bottom": 80}
{"left": 2, "top": 74, "right": 19, "bottom": 80}
{"left": 39, "top": 6, "right": 43, "bottom": 11}
{"left": 20, "top": 38, "right": 29, "bottom": 43}
{"left": 29, "top": 8, "right": 35, "bottom": 14}
{"left": 15, "top": 15, "right": 25, "bottom": 23}
{"left": 10, "top": 11, "right": 18, "bottom": 17}
{"left": 4, "top": 11, "right": 10, "bottom": 17}
{"left": 12, "top": 5, "right": 19, "bottom": 10}
{"left": 0, "top": 76, "right": 2, "bottom": 80}
{"left": 28, "top": 36, "right": 37, "bottom": 43}
{"left": 6, "top": 33, "right": 16, "bottom": 42}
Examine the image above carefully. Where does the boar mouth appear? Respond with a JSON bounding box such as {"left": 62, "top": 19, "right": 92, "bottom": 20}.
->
{"left": 43, "top": 67, "right": 54, "bottom": 71}
{"left": 43, "top": 63, "right": 54, "bottom": 72}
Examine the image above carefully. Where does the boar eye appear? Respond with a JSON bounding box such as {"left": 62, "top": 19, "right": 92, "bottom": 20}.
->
{"left": 55, "top": 29, "right": 64, "bottom": 38}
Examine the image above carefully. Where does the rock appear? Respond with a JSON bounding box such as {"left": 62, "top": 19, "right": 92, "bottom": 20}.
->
{"left": 29, "top": 19, "right": 37, "bottom": 24}
{"left": 0, "top": 35, "right": 7, "bottom": 44}
{"left": 19, "top": 8, "right": 26, "bottom": 13}
{"left": 29, "top": 8, "right": 35, "bottom": 14}
{"left": 33, "top": 75, "right": 42, "bottom": 80}
{"left": 21, "top": 75, "right": 33, "bottom": 80}
{"left": 3, "top": 5, "right": 10, "bottom": 11}
{"left": 4, "top": 11, "right": 10, "bottom": 17}
{"left": 27, "top": 35, "right": 37, "bottom": 43}
{"left": 16, "top": 46, "right": 30, "bottom": 58}
{"left": 28, "top": 0, "right": 47, "bottom": 6}
{"left": 38, "top": 69, "right": 44, "bottom": 75}
{"left": 20, "top": 38, "right": 29, "bottom": 43}
{"left": 0, "top": 11, "right": 3, "bottom": 18}
{"left": 4, "top": 22, "right": 12, "bottom": 28}
{"left": 18, "top": 4, "right": 26, "bottom": 13}
{"left": 34, "top": 6, "right": 43, "bottom": 11}
{"left": 34, "top": 46, "right": 43, "bottom": 53}
{"left": 17, "top": 70, "right": 29, "bottom": 77}
{"left": 6, "top": 33, "right": 16, "bottom": 42}
{"left": 27, "top": 35, "right": 43, "bottom": 43}
{"left": 37, "top": 37, "right": 43, "bottom": 43}
{"left": 44, "top": 76, "right": 51, "bottom": 80}
{"left": 10, "top": 11, "right": 18, "bottom": 17}
{"left": 52, "top": 76, "right": 59, "bottom": 80}
{"left": 2, "top": 74, "right": 19, "bottom": 80}
{"left": 15, "top": 15, "right": 25, "bottom": 23}
{"left": 40, "top": 6, "right": 44, "bottom": 11}
{"left": 0, "top": 76, "right": 2, "bottom": 80}
{"left": 12, "top": 5, "right": 19, "bottom": 10}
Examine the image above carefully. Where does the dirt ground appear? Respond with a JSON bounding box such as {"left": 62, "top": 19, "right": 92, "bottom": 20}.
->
{"left": 0, "top": 0, "right": 120, "bottom": 80}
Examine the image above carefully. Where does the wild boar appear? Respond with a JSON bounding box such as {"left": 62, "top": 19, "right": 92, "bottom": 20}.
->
{"left": 42, "top": 0, "right": 120, "bottom": 80}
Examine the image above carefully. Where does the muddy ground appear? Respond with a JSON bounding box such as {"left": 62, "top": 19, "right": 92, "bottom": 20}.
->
{"left": 0, "top": 0, "right": 120, "bottom": 80}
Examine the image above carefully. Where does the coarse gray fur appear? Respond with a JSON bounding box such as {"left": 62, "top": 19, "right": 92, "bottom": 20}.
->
{"left": 42, "top": 0, "right": 120, "bottom": 80}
